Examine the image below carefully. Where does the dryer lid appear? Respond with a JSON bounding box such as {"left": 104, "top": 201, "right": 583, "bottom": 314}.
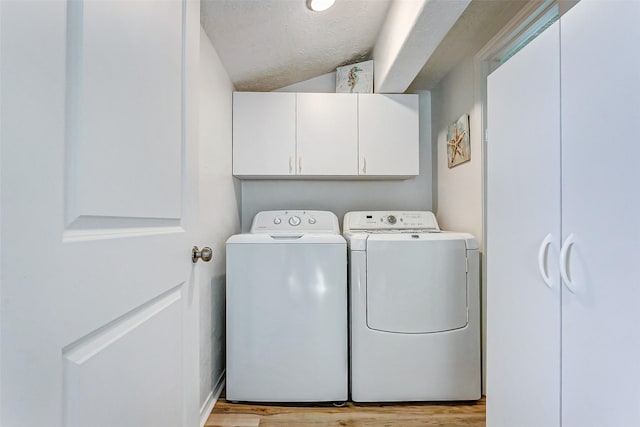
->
{"left": 366, "top": 236, "right": 468, "bottom": 334}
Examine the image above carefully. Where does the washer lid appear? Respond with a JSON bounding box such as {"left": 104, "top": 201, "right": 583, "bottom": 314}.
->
{"left": 366, "top": 236, "right": 468, "bottom": 334}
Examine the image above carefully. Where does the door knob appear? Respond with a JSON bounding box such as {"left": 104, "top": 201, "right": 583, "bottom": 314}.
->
{"left": 192, "top": 246, "right": 213, "bottom": 263}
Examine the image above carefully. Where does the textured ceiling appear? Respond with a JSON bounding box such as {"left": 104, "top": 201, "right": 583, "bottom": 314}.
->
{"left": 201, "top": 0, "right": 392, "bottom": 92}
{"left": 201, "top": 0, "right": 529, "bottom": 93}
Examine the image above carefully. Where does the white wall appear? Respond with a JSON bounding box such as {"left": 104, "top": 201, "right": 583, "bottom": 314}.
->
{"left": 198, "top": 27, "right": 241, "bottom": 414}
{"left": 430, "top": 53, "right": 485, "bottom": 392}
{"left": 274, "top": 71, "right": 336, "bottom": 93}
{"left": 239, "top": 90, "right": 433, "bottom": 231}
{"left": 431, "top": 55, "right": 482, "bottom": 245}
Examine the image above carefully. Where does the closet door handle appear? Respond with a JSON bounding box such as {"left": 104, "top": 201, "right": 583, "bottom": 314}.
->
{"left": 560, "top": 233, "right": 576, "bottom": 293}
{"left": 298, "top": 156, "right": 302, "bottom": 174}
{"left": 289, "top": 156, "right": 293, "bottom": 174}
{"left": 361, "top": 157, "right": 367, "bottom": 174}
{"left": 537, "top": 233, "right": 554, "bottom": 288}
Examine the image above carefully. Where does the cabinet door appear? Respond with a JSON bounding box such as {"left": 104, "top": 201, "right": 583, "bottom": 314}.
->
{"left": 232, "top": 92, "right": 295, "bottom": 176}
{"left": 486, "top": 22, "right": 561, "bottom": 427}
{"left": 296, "top": 93, "right": 358, "bottom": 176}
{"left": 560, "top": 2, "right": 640, "bottom": 426}
{"left": 358, "top": 94, "right": 419, "bottom": 176}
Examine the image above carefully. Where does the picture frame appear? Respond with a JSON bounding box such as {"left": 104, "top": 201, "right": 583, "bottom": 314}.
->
{"left": 336, "top": 60, "right": 373, "bottom": 93}
{"left": 447, "top": 114, "right": 470, "bottom": 168}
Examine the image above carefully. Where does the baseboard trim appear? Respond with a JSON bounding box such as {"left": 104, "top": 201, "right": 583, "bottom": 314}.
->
{"left": 199, "top": 370, "right": 226, "bottom": 427}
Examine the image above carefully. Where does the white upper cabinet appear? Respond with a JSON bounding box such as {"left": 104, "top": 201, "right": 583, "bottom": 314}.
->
{"left": 358, "top": 94, "right": 419, "bottom": 177}
{"left": 232, "top": 92, "right": 419, "bottom": 179}
{"left": 296, "top": 93, "right": 358, "bottom": 176}
{"left": 232, "top": 92, "right": 296, "bottom": 176}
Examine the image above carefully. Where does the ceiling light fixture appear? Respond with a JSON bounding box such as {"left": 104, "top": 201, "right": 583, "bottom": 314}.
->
{"left": 306, "top": 0, "right": 335, "bottom": 12}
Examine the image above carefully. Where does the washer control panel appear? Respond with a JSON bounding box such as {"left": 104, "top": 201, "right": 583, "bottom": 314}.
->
{"left": 251, "top": 210, "right": 340, "bottom": 234}
{"left": 344, "top": 211, "right": 440, "bottom": 232}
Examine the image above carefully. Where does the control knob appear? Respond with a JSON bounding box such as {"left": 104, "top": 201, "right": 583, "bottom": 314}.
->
{"left": 387, "top": 215, "right": 397, "bottom": 225}
{"left": 288, "top": 216, "right": 301, "bottom": 226}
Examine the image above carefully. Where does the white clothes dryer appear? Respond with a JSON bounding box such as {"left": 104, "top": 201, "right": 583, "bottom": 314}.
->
{"left": 226, "top": 210, "right": 347, "bottom": 402}
{"left": 344, "top": 211, "right": 480, "bottom": 402}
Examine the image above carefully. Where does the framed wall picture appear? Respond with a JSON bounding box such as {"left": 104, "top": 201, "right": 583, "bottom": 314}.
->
{"left": 336, "top": 60, "right": 373, "bottom": 93}
{"left": 447, "top": 114, "right": 470, "bottom": 168}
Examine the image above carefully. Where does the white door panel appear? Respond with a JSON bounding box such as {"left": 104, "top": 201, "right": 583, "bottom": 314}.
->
{"left": 1, "top": 1, "right": 200, "bottom": 426}
{"left": 486, "top": 21, "right": 561, "bottom": 427}
{"left": 68, "top": 0, "right": 183, "bottom": 220}
{"left": 561, "top": 2, "right": 640, "bottom": 425}
{"left": 63, "top": 290, "right": 183, "bottom": 427}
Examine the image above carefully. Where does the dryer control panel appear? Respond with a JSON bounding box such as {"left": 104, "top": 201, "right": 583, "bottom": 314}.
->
{"left": 251, "top": 210, "right": 341, "bottom": 234}
{"left": 344, "top": 211, "right": 440, "bottom": 232}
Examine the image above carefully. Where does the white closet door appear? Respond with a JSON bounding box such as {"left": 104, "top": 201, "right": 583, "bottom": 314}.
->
{"left": 296, "top": 93, "right": 358, "bottom": 176}
{"left": 561, "top": 2, "right": 640, "bottom": 425}
{"left": 486, "top": 22, "right": 561, "bottom": 427}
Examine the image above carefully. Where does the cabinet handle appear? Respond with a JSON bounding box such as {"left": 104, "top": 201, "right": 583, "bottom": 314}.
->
{"left": 560, "top": 233, "right": 576, "bottom": 293}
{"left": 298, "top": 156, "right": 302, "bottom": 174}
{"left": 537, "top": 233, "right": 554, "bottom": 288}
{"left": 362, "top": 157, "right": 367, "bottom": 174}
{"left": 289, "top": 156, "right": 293, "bottom": 174}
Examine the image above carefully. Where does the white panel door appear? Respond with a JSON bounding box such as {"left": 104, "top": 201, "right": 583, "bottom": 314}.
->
{"left": 1, "top": 1, "right": 201, "bottom": 426}
{"left": 232, "top": 92, "right": 296, "bottom": 176}
{"left": 358, "top": 94, "right": 419, "bottom": 176}
{"left": 296, "top": 93, "right": 358, "bottom": 176}
{"left": 486, "top": 22, "right": 561, "bottom": 427}
{"left": 561, "top": 2, "right": 640, "bottom": 425}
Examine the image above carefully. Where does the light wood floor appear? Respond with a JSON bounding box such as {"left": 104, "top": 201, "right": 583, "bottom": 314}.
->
{"left": 205, "top": 392, "right": 486, "bottom": 427}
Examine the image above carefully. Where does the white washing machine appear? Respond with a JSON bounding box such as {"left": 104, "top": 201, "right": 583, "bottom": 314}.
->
{"left": 344, "top": 211, "right": 480, "bottom": 402}
{"left": 226, "top": 210, "right": 347, "bottom": 402}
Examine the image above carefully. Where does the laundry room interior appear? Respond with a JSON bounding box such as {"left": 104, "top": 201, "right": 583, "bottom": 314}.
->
{"left": 2, "top": 0, "right": 638, "bottom": 426}
{"left": 205, "top": 0, "right": 486, "bottom": 419}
